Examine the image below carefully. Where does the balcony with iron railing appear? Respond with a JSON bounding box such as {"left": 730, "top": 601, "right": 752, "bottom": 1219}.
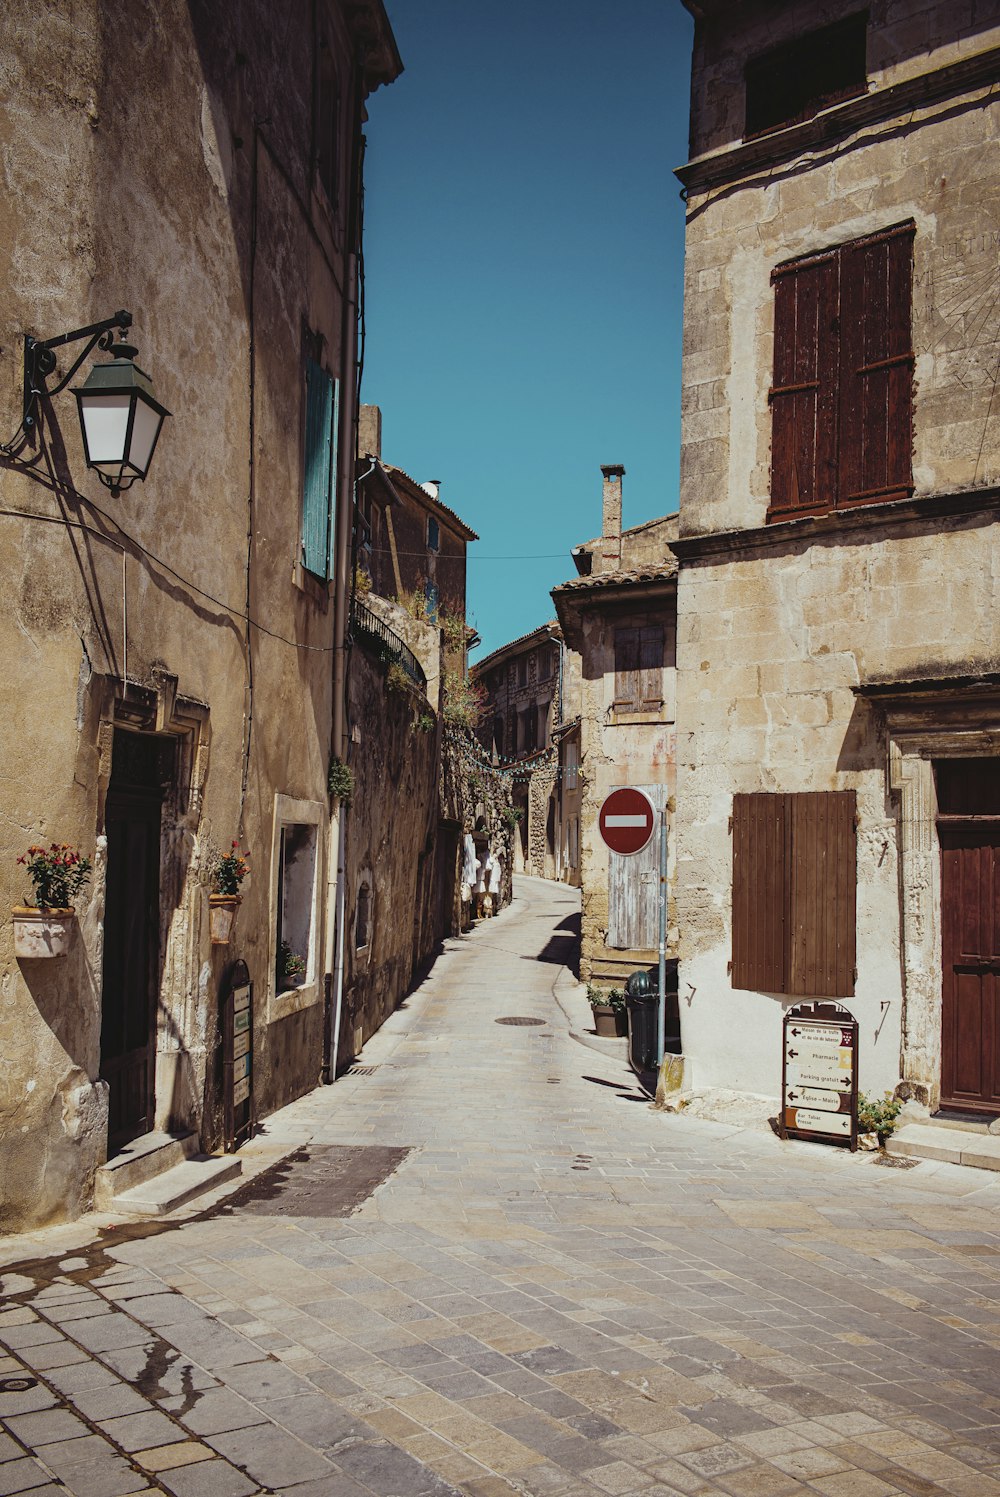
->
{"left": 350, "top": 597, "right": 427, "bottom": 690}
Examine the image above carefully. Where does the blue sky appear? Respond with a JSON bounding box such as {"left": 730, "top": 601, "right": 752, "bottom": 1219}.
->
{"left": 361, "top": 1, "right": 694, "bottom": 659}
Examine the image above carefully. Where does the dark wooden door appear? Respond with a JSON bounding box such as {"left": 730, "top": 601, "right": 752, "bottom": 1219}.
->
{"left": 940, "top": 826, "right": 1000, "bottom": 1115}
{"left": 100, "top": 781, "right": 162, "bottom": 1150}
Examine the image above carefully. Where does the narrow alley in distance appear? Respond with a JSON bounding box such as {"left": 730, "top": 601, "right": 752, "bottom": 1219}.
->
{"left": 3, "top": 876, "right": 1000, "bottom": 1497}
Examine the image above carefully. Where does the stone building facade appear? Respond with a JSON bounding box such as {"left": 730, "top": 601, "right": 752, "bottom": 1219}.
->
{"left": 342, "top": 427, "right": 486, "bottom": 1065}
{"left": 553, "top": 467, "right": 678, "bottom": 987}
{"left": 674, "top": 0, "right": 1000, "bottom": 1111}
{"left": 356, "top": 405, "right": 476, "bottom": 636}
{"left": 471, "top": 623, "right": 578, "bottom": 881}
{"left": 0, "top": 0, "right": 400, "bottom": 1229}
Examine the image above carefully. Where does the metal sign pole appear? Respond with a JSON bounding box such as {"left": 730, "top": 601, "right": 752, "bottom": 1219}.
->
{"left": 657, "top": 807, "right": 667, "bottom": 1065}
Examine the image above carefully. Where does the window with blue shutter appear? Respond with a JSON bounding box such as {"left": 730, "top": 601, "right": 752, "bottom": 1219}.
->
{"left": 302, "top": 359, "right": 338, "bottom": 578}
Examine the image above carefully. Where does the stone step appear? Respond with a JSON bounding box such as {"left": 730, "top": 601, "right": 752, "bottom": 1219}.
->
{"left": 111, "top": 1154, "right": 242, "bottom": 1216}
{"left": 887, "top": 1122, "right": 1000, "bottom": 1172}
{"left": 94, "top": 1130, "right": 199, "bottom": 1209}
{"left": 590, "top": 951, "right": 659, "bottom": 984}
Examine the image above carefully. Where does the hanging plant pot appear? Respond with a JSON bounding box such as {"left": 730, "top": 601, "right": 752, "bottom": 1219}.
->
{"left": 12, "top": 906, "right": 76, "bottom": 959}
{"left": 209, "top": 893, "right": 241, "bottom": 945}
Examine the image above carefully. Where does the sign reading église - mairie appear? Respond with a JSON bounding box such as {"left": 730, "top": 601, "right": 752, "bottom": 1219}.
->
{"left": 780, "top": 1001, "right": 858, "bottom": 1151}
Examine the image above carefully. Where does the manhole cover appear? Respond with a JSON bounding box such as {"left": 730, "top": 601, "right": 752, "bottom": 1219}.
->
{"left": 496, "top": 1016, "right": 546, "bottom": 1027}
{"left": 0, "top": 1378, "right": 38, "bottom": 1393}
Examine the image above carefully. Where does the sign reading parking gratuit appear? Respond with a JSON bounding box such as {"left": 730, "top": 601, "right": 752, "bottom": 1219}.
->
{"left": 780, "top": 1002, "right": 858, "bottom": 1151}
{"left": 599, "top": 787, "right": 656, "bottom": 856}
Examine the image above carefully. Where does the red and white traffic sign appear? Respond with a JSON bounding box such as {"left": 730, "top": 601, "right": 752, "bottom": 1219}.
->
{"left": 598, "top": 787, "right": 656, "bottom": 856}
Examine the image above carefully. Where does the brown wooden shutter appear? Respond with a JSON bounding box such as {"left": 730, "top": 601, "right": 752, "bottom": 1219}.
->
{"left": 732, "top": 791, "right": 856, "bottom": 996}
{"left": 614, "top": 627, "right": 639, "bottom": 709}
{"left": 732, "top": 792, "right": 787, "bottom": 992}
{"left": 638, "top": 626, "right": 664, "bottom": 708}
{"left": 838, "top": 222, "right": 915, "bottom": 508}
{"left": 768, "top": 253, "right": 839, "bottom": 519}
{"left": 787, "top": 791, "right": 856, "bottom": 997}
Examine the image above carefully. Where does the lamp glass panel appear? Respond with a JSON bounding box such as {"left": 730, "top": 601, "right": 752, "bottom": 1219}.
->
{"left": 80, "top": 393, "right": 132, "bottom": 465}
{"left": 127, "top": 396, "right": 163, "bottom": 476}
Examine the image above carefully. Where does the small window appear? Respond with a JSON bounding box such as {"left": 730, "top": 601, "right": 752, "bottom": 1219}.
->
{"left": 425, "top": 579, "right": 439, "bottom": 620}
{"left": 745, "top": 11, "right": 868, "bottom": 139}
{"left": 493, "top": 715, "right": 505, "bottom": 757}
{"left": 427, "top": 516, "right": 440, "bottom": 552}
{"left": 516, "top": 654, "right": 528, "bottom": 688}
{"left": 355, "top": 881, "right": 371, "bottom": 950}
{"left": 276, "top": 822, "right": 318, "bottom": 991}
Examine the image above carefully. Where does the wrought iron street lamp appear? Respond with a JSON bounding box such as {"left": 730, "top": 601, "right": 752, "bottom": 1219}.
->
{"left": 21, "top": 309, "right": 169, "bottom": 495}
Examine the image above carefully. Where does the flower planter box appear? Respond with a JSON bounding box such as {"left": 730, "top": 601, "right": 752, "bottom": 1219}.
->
{"left": 209, "top": 893, "right": 241, "bottom": 945}
{"left": 12, "top": 906, "right": 76, "bottom": 959}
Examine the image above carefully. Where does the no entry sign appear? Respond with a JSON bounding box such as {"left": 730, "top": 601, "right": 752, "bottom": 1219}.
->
{"left": 598, "top": 786, "right": 656, "bottom": 856}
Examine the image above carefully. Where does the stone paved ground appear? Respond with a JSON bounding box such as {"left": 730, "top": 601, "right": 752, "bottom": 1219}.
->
{"left": 3, "top": 875, "right": 1000, "bottom": 1497}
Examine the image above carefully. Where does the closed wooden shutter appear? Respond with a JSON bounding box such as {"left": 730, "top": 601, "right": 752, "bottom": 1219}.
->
{"left": 838, "top": 223, "right": 915, "bottom": 508}
{"left": 614, "top": 627, "right": 640, "bottom": 708}
{"left": 639, "top": 626, "right": 664, "bottom": 708}
{"left": 302, "top": 359, "right": 337, "bottom": 578}
{"left": 769, "top": 222, "right": 914, "bottom": 523}
{"left": 732, "top": 791, "right": 856, "bottom": 996}
{"left": 768, "top": 253, "right": 839, "bottom": 519}
{"left": 732, "top": 792, "right": 787, "bottom": 991}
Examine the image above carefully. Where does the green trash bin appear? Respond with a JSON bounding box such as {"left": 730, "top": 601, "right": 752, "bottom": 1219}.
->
{"left": 625, "top": 968, "right": 659, "bottom": 1074}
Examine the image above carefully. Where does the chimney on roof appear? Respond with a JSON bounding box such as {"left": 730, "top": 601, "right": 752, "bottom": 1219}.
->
{"left": 358, "top": 404, "right": 382, "bottom": 461}
{"left": 601, "top": 464, "right": 624, "bottom": 569}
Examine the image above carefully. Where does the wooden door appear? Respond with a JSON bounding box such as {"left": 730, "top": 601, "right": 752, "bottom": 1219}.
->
{"left": 940, "top": 826, "right": 1000, "bottom": 1115}
{"left": 608, "top": 784, "right": 667, "bottom": 950}
{"left": 100, "top": 772, "right": 163, "bottom": 1150}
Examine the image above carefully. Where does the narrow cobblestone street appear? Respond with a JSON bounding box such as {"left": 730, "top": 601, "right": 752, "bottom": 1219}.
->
{"left": 4, "top": 876, "right": 1000, "bottom": 1497}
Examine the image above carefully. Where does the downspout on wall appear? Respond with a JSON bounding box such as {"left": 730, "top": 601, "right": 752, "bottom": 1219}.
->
{"left": 325, "top": 55, "right": 367, "bottom": 1082}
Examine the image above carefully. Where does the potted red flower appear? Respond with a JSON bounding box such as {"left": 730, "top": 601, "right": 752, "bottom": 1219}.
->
{"left": 13, "top": 844, "right": 92, "bottom": 958}
{"left": 208, "top": 841, "right": 249, "bottom": 945}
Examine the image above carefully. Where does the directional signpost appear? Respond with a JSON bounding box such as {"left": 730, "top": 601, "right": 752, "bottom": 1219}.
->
{"left": 780, "top": 1001, "right": 858, "bottom": 1151}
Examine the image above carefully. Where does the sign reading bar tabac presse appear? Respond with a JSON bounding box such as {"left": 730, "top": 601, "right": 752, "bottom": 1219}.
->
{"left": 780, "top": 1001, "right": 858, "bottom": 1151}
{"left": 598, "top": 786, "right": 656, "bottom": 857}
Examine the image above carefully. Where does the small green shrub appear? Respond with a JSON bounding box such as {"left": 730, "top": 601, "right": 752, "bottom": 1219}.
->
{"left": 328, "top": 757, "right": 355, "bottom": 806}
{"left": 586, "top": 984, "right": 625, "bottom": 1013}
{"left": 387, "top": 661, "right": 410, "bottom": 695}
{"left": 443, "top": 668, "right": 488, "bottom": 730}
{"left": 857, "top": 1091, "right": 903, "bottom": 1139}
{"left": 413, "top": 711, "right": 435, "bottom": 733}
{"left": 501, "top": 805, "right": 523, "bottom": 826}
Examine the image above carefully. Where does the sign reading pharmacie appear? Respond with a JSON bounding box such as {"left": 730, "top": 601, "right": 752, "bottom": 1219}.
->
{"left": 780, "top": 1000, "right": 858, "bottom": 1151}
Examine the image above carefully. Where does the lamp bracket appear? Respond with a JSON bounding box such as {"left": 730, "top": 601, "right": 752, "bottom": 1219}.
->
{"left": 23, "top": 310, "right": 133, "bottom": 431}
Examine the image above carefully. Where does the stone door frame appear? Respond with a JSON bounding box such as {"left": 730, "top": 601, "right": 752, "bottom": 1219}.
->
{"left": 867, "top": 679, "right": 1000, "bottom": 1112}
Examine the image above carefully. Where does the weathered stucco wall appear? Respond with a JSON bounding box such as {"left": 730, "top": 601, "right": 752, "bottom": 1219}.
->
{"left": 342, "top": 646, "right": 441, "bottom": 1064}
{"left": 0, "top": 0, "right": 393, "bottom": 1227}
